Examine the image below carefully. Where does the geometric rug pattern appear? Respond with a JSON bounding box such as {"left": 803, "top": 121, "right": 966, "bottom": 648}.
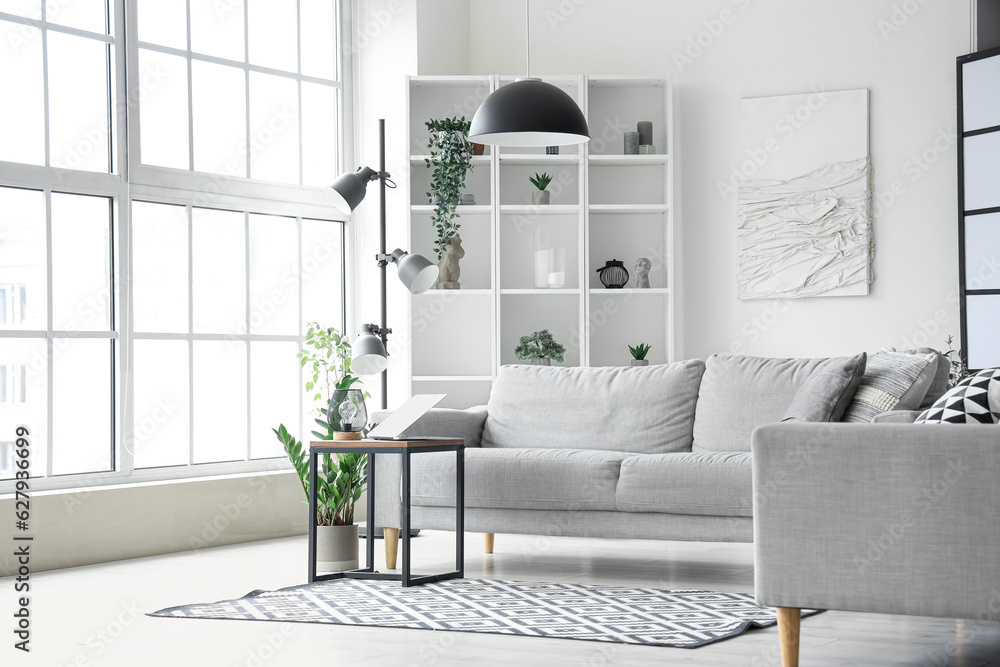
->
{"left": 150, "top": 578, "right": 819, "bottom": 648}
{"left": 917, "top": 368, "right": 1000, "bottom": 424}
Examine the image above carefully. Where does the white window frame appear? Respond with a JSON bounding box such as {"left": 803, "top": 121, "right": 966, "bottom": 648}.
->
{"left": 0, "top": 0, "right": 355, "bottom": 494}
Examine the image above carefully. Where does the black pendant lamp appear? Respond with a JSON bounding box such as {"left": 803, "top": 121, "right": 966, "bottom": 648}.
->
{"left": 468, "top": 0, "right": 589, "bottom": 147}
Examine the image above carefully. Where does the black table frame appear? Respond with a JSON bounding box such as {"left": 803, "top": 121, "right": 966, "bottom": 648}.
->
{"left": 308, "top": 440, "right": 465, "bottom": 587}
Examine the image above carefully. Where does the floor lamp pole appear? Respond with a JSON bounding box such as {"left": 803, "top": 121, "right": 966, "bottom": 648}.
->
{"left": 378, "top": 118, "right": 389, "bottom": 411}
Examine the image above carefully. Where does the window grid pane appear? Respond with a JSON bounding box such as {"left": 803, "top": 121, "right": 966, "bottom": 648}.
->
{"left": 0, "top": 0, "right": 347, "bottom": 488}
{"left": 136, "top": 0, "right": 341, "bottom": 186}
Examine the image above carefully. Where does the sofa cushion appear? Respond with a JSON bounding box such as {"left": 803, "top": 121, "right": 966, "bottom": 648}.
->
{"left": 693, "top": 354, "right": 865, "bottom": 452}
{"left": 782, "top": 353, "right": 867, "bottom": 423}
{"left": 890, "top": 347, "right": 951, "bottom": 409}
{"left": 410, "top": 448, "right": 632, "bottom": 511}
{"left": 841, "top": 350, "right": 937, "bottom": 423}
{"left": 615, "top": 452, "right": 753, "bottom": 517}
{"left": 915, "top": 368, "right": 1000, "bottom": 424}
{"left": 482, "top": 361, "right": 706, "bottom": 454}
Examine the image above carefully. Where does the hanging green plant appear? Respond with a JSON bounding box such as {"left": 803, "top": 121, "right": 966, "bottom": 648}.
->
{"left": 425, "top": 116, "right": 474, "bottom": 260}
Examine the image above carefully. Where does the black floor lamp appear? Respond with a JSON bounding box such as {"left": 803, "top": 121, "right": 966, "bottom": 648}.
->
{"left": 327, "top": 119, "right": 438, "bottom": 411}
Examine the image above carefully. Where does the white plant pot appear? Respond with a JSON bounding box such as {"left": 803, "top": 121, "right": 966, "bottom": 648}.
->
{"left": 631, "top": 359, "right": 649, "bottom": 367}
{"left": 524, "top": 358, "right": 551, "bottom": 366}
{"left": 316, "top": 524, "right": 359, "bottom": 572}
{"left": 531, "top": 190, "right": 551, "bottom": 205}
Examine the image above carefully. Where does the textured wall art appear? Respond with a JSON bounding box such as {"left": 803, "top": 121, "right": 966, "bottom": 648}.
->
{"left": 736, "top": 89, "right": 873, "bottom": 300}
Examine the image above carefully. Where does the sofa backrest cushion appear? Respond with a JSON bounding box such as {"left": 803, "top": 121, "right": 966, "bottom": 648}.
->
{"left": 482, "top": 361, "right": 707, "bottom": 454}
{"left": 693, "top": 353, "right": 866, "bottom": 452}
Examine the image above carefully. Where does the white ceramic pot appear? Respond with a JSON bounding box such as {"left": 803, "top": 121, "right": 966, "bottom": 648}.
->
{"left": 316, "top": 524, "right": 359, "bottom": 572}
{"left": 631, "top": 359, "right": 649, "bottom": 367}
{"left": 531, "top": 190, "right": 551, "bottom": 205}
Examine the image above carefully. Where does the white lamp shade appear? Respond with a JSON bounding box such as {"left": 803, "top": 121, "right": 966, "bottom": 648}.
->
{"left": 396, "top": 252, "right": 439, "bottom": 294}
{"left": 351, "top": 327, "right": 389, "bottom": 375}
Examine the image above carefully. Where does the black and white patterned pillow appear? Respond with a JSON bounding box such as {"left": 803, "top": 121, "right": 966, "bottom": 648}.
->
{"left": 915, "top": 368, "right": 1000, "bottom": 424}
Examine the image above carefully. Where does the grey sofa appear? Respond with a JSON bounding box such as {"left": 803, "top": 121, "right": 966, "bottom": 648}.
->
{"left": 753, "top": 415, "right": 1000, "bottom": 665}
{"left": 374, "top": 351, "right": 946, "bottom": 567}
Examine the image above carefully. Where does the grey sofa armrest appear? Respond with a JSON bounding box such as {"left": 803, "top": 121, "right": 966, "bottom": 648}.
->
{"left": 372, "top": 406, "right": 488, "bottom": 529}
{"left": 870, "top": 409, "right": 923, "bottom": 424}
{"left": 753, "top": 422, "right": 1000, "bottom": 620}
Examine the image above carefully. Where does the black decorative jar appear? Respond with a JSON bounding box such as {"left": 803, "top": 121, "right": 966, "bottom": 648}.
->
{"left": 597, "top": 259, "right": 629, "bottom": 289}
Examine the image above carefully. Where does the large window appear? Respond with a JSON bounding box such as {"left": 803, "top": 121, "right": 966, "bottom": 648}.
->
{"left": 0, "top": 0, "right": 348, "bottom": 490}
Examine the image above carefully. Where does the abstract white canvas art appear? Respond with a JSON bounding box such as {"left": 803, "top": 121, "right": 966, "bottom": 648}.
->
{"left": 736, "top": 89, "right": 873, "bottom": 300}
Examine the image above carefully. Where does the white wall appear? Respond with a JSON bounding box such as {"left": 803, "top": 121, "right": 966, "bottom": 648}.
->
{"left": 460, "top": 0, "right": 972, "bottom": 360}
{"left": 417, "top": 0, "right": 472, "bottom": 74}
{"left": 353, "top": 0, "right": 420, "bottom": 409}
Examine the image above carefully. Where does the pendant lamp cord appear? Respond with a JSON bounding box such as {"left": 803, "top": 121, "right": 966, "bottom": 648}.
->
{"left": 525, "top": 0, "right": 530, "bottom": 78}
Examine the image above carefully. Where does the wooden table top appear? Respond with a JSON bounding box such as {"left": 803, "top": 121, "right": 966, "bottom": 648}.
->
{"left": 309, "top": 438, "right": 464, "bottom": 450}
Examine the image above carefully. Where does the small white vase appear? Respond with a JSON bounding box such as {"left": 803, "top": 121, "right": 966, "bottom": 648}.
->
{"left": 316, "top": 524, "right": 359, "bottom": 572}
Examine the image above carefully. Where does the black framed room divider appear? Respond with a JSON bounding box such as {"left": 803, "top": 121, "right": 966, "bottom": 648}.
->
{"left": 957, "top": 45, "right": 1000, "bottom": 372}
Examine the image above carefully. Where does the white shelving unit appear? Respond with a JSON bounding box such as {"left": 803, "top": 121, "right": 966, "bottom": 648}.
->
{"left": 405, "top": 75, "right": 675, "bottom": 408}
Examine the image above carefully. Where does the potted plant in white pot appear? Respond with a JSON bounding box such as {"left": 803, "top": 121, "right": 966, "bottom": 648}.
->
{"left": 629, "top": 343, "right": 651, "bottom": 367}
{"left": 425, "top": 116, "right": 474, "bottom": 287}
{"left": 514, "top": 329, "right": 566, "bottom": 366}
{"left": 529, "top": 172, "right": 552, "bottom": 205}
{"left": 273, "top": 322, "right": 369, "bottom": 572}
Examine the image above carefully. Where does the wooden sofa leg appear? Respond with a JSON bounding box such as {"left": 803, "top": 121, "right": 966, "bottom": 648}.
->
{"left": 384, "top": 528, "right": 399, "bottom": 569}
{"left": 484, "top": 533, "right": 494, "bottom": 554}
{"left": 776, "top": 607, "right": 800, "bottom": 667}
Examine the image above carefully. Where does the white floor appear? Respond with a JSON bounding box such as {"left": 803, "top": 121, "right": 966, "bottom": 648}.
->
{"left": 4, "top": 531, "right": 999, "bottom": 666}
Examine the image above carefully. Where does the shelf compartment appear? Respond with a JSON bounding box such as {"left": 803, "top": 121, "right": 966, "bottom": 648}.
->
{"left": 587, "top": 78, "right": 668, "bottom": 156}
{"left": 588, "top": 291, "right": 669, "bottom": 367}
{"left": 410, "top": 160, "right": 492, "bottom": 206}
{"left": 500, "top": 293, "right": 582, "bottom": 368}
{"left": 411, "top": 293, "right": 493, "bottom": 377}
{"left": 408, "top": 76, "right": 492, "bottom": 155}
{"left": 499, "top": 163, "right": 581, "bottom": 206}
{"left": 411, "top": 209, "right": 492, "bottom": 290}
{"left": 589, "top": 163, "right": 666, "bottom": 206}
{"left": 500, "top": 211, "right": 581, "bottom": 290}
{"left": 589, "top": 210, "right": 668, "bottom": 290}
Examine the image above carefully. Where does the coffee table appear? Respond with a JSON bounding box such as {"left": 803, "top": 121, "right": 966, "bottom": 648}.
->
{"left": 307, "top": 439, "right": 465, "bottom": 587}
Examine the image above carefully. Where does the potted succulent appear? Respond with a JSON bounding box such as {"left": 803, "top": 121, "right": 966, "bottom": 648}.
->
{"left": 273, "top": 322, "right": 369, "bottom": 572}
{"left": 529, "top": 172, "right": 553, "bottom": 205}
{"left": 629, "top": 343, "right": 651, "bottom": 367}
{"left": 515, "top": 329, "right": 566, "bottom": 366}
{"left": 425, "top": 117, "right": 474, "bottom": 262}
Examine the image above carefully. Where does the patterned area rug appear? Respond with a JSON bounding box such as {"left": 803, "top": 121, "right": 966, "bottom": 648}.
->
{"left": 151, "top": 578, "right": 819, "bottom": 648}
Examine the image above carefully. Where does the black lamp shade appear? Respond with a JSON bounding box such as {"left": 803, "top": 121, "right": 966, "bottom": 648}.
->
{"left": 351, "top": 326, "right": 389, "bottom": 376}
{"left": 327, "top": 166, "right": 378, "bottom": 215}
{"left": 468, "top": 78, "right": 590, "bottom": 147}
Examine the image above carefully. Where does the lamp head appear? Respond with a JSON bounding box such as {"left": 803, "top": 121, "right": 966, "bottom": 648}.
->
{"left": 326, "top": 166, "right": 379, "bottom": 215}
{"left": 351, "top": 325, "right": 389, "bottom": 375}
{"left": 389, "top": 249, "right": 439, "bottom": 294}
{"left": 468, "top": 78, "right": 590, "bottom": 147}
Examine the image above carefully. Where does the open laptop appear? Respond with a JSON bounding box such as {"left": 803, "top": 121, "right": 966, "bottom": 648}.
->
{"left": 367, "top": 394, "right": 449, "bottom": 440}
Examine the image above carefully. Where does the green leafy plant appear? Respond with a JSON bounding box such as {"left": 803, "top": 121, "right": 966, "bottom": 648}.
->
{"left": 529, "top": 172, "right": 553, "bottom": 190}
{"left": 514, "top": 329, "right": 566, "bottom": 362}
{"left": 273, "top": 322, "right": 369, "bottom": 526}
{"left": 942, "top": 335, "right": 970, "bottom": 387}
{"left": 274, "top": 425, "right": 367, "bottom": 526}
{"left": 629, "top": 343, "right": 651, "bottom": 360}
{"left": 425, "top": 116, "right": 474, "bottom": 260}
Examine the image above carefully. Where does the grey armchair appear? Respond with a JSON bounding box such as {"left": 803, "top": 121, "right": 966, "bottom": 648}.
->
{"left": 752, "top": 421, "right": 1000, "bottom": 666}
